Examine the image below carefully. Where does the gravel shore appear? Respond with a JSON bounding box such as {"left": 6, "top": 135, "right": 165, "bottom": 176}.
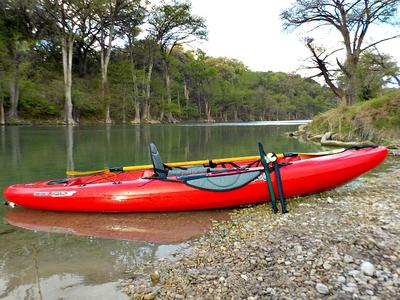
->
{"left": 121, "top": 159, "right": 400, "bottom": 299}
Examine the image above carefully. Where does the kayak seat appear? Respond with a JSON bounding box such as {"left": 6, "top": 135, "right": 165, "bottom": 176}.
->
{"left": 182, "top": 170, "right": 262, "bottom": 191}
{"left": 149, "top": 143, "right": 234, "bottom": 178}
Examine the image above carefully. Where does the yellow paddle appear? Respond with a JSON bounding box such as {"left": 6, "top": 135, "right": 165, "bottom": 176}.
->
{"left": 66, "top": 148, "right": 345, "bottom": 176}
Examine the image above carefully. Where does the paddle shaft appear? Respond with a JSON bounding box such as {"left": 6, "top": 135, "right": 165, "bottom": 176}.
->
{"left": 66, "top": 148, "right": 346, "bottom": 176}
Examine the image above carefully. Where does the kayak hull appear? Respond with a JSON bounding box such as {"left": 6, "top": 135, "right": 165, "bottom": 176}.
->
{"left": 3, "top": 147, "right": 387, "bottom": 212}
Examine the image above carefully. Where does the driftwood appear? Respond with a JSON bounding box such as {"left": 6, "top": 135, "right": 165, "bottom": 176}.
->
{"left": 320, "top": 140, "right": 376, "bottom": 147}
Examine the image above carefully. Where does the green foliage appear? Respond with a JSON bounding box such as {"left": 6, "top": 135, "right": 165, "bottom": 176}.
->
{"left": 0, "top": 0, "right": 343, "bottom": 123}
{"left": 19, "top": 80, "right": 57, "bottom": 117}
{"left": 309, "top": 90, "right": 400, "bottom": 143}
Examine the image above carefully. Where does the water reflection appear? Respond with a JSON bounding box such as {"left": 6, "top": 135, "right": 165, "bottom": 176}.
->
{"left": 65, "top": 126, "right": 74, "bottom": 173}
{"left": 0, "top": 228, "right": 156, "bottom": 299}
{"left": 0, "top": 123, "right": 320, "bottom": 299}
{"left": 5, "top": 208, "right": 230, "bottom": 244}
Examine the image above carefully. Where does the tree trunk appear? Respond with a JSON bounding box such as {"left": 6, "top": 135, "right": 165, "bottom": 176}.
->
{"left": 223, "top": 111, "right": 228, "bottom": 122}
{"left": 163, "top": 59, "right": 175, "bottom": 123}
{"left": 233, "top": 108, "right": 238, "bottom": 122}
{"left": 143, "top": 59, "right": 153, "bottom": 120}
{"left": 101, "top": 63, "right": 112, "bottom": 124}
{"left": 0, "top": 81, "right": 5, "bottom": 125}
{"left": 62, "top": 35, "right": 76, "bottom": 125}
{"left": 8, "top": 59, "right": 20, "bottom": 119}
{"left": 204, "top": 99, "right": 213, "bottom": 122}
{"left": 78, "top": 47, "right": 89, "bottom": 77}
{"left": 129, "top": 45, "right": 140, "bottom": 124}
{"left": 183, "top": 79, "right": 189, "bottom": 107}
{"left": 100, "top": 16, "right": 114, "bottom": 124}
{"left": 122, "top": 91, "right": 127, "bottom": 124}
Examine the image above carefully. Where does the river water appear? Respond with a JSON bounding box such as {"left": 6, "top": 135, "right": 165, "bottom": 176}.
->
{"left": 0, "top": 122, "right": 322, "bottom": 299}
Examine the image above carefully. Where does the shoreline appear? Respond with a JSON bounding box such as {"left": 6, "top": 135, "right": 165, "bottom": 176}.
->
{"left": 120, "top": 159, "right": 400, "bottom": 299}
{"left": 0, "top": 119, "right": 311, "bottom": 127}
{"left": 288, "top": 123, "right": 400, "bottom": 156}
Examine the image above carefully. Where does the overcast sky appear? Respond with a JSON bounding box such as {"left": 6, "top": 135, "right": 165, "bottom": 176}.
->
{"left": 189, "top": 0, "right": 400, "bottom": 76}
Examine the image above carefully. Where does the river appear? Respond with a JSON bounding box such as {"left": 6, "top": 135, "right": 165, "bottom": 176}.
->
{"left": 0, "top": 122, "right": 321, "bottom": 299}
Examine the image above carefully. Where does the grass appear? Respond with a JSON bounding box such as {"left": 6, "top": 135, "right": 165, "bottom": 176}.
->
{"left": 308, "top": 91, "right": 400, "bottom": 145}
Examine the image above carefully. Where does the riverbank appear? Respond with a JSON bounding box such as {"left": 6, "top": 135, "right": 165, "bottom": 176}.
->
{"left": 288, "top": 91, "right": 400, "bottom": 156}
{"left": 120, "top": 158, "right": 399, "bottom": 299}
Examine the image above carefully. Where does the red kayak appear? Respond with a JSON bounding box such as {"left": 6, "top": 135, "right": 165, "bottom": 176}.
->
{"left": 3, "top": 145, "right": 387, "bottom": 212}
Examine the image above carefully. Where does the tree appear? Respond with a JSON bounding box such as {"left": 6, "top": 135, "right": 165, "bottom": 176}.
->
{"left": 367, "top": 48, "right": 400, "bottom": 87}
{"left": 119, "top": 0, "right": 146, "bottom": 122}
{"left": 282, "top": 0, "right": 400, "bottom": 105}
{"left": 41, "top": 0, "right": 90, "bottom": 125}
{"left": 95, "top": 0, "right": 143, "bottom": 123}
{"left": 0, "top": 0, "right": 45, "bottom": 120}
{"left": 350, "top": 51, "right": 400, "bottom": 100}
{"left": 148, "top": 0, "right": 207, "bottom": 122}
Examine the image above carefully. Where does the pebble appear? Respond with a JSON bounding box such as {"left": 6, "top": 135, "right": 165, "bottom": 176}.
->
{"left": 315, "top": 283, "right": 329, "bottom": 295}
{"left": 327, "top": 197, "right": 334, "bottom": 204}
{"left": 349, "top": 270, "right": 360, "bottom": 277}
{"left": 150, "top": 271, "right": 160, "bottom": 285}
{"left": 366, "top": 289, "right": 374, "bottom": 296}
{"left": 143, "top": 293, "right": 156, "bottom": 300}
{"left": 120, "top": 164, "right": 400, "bottom": 299}
{"left": 323, "top": 262, "right": 332, "bottom": 270}
{"left": 343, "top": 283, "right": 358, "bottom": 293}
{"left": 344, "top": 255, "right": 354, "bottom": 263}
{"left": 360, "top": 261, "right": 375, "bottom": 276}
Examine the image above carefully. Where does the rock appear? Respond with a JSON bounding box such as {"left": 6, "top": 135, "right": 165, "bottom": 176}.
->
{"left": 349, "top": 270, "right": 360, "bottom": 277}
{"left": 265, "top": 257, "right": 273, "bottom": 262}
{"left": 343, "top": 283, "right": 358, "bottom": 293}
{"left": 316, "top": 283, "right": 329, "bottom": 295}
{"left": 323, "top": 262, "right": 332, "bottom": 270}
{"left": 360, "top": 261, "right": 375, "bottom": 276}
{"left": 327, "top": 197, "right": 334, "bottom": 204}
{"left": 337, "top": 276, "right": 346, "bottom": 283}
{"left": 143, "top": 292, "right": 156, "bottom": 300}
{"left": 150, "top": 271, "right": 160, "bottom": 285}
{"left": 119, "top": 160, "right": 400, "bottom": 299}
{"left": 366, "top": 289, "right": 374, "bottom": 296}
{"left": 344, "top": 255, "right": 354, "bottom": 263}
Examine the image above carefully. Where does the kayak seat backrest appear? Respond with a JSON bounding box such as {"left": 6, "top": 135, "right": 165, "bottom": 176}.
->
{"left": 183, "top": 170, "right": 261, "bottom": 191}
{"left": 149, "top": 142, "right": 234, "bottom": 177}
{"left": 149, "top": 143, "right": 168, "bottom": 178}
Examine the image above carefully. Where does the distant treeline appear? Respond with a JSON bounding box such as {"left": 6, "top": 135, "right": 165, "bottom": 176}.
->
{"left": 0, "top": 0, "right": 337, "bottom": 125}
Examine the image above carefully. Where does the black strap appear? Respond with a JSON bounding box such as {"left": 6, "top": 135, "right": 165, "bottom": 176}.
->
{"left": 258, "top": 143, "right": 279, "bottom": 214}
{"left": 154, "top": 167, "right": 168, "bottom": 179}
{"left": 272, "top": 152, "right": 288, "bottom": 214}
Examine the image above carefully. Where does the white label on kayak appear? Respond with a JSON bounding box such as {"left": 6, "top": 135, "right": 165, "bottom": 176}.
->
{"left": 34, "top": 191, "right": 76, "bottom": 197}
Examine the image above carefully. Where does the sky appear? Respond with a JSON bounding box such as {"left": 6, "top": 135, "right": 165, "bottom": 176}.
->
{"left": 189, "top": 0, "right": 400, "bottom": 76}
